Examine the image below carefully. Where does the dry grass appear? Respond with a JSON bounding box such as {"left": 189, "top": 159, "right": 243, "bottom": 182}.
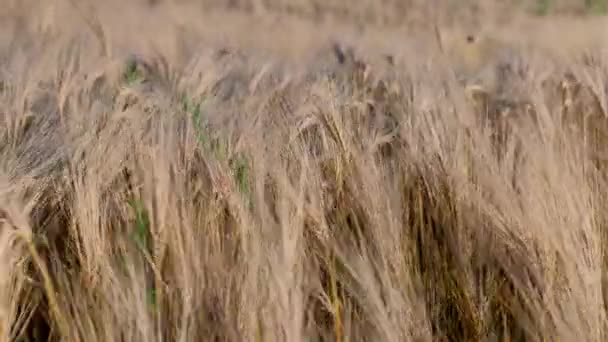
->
{"left": 2, "top": 1, "right": 608, "bottom": 341}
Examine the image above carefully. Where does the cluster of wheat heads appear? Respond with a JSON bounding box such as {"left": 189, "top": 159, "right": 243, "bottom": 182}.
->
{"left": 3, "top": 2, "right": 608, "bottom": 341}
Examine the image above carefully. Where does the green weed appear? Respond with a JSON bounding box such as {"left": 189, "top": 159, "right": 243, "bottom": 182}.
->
{"left": 229, "top": 153, "right": 252, "bottom": 208}
{"left": 534, "top": 0, "right": 552, "bottom": 15}
{"left": 146, "top": 288, "right": 157, "bottom": 309}
{"left": 586, "top": 0, "right": 608, "bottom": 14}
{"left": 124, "top": 60, "right": 144, "bottom": 85}
{"left": 182, "top": 94, "right": 214, "bottom": 149}
{"left": 127, "top": 198, "right": 151, "bottom": 254}
{"left": 126, "top": 198, "right": 158, "bottom": 312}
{"left": 182, "top": 94, "right": 253, "bottom": 206}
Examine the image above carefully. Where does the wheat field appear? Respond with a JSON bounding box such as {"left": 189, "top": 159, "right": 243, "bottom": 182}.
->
{"left": 2, "top": 1, "right": 608, "bottom": 341}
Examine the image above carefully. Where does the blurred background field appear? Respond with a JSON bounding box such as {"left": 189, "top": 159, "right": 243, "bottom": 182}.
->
{"left": 2, "top": 1, "right": 608, "bottom": 341}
